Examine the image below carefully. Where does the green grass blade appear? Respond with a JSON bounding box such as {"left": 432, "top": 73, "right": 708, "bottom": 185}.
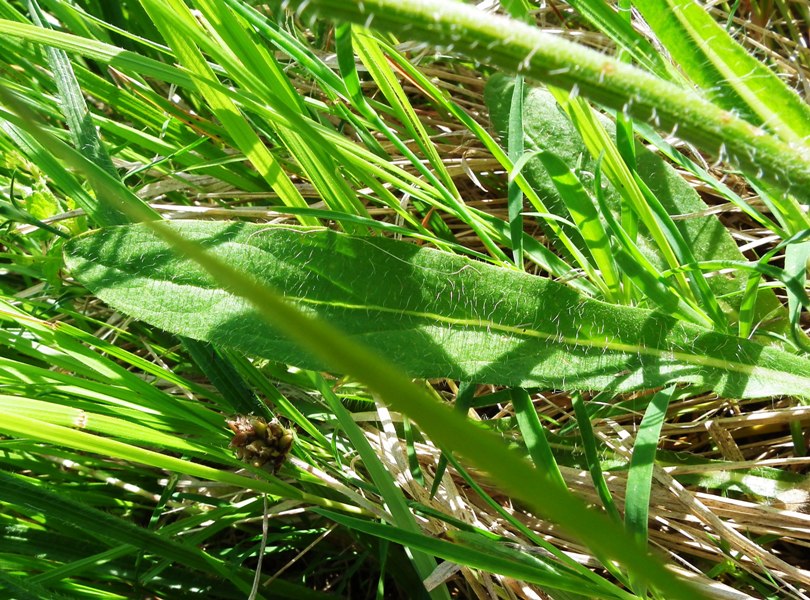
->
{"left": 309, "top": 375, "right": 452, "bottom": 600}
{"left": 571, "top": 393, "right": 621, "bottom": 524}
{"left": 511, "top": 388, "right": 566, "bottom": 490}
{"left": 529, "top": 149, "right": 620, "bottom": 299}
{"left": 507, "top": 74, "right": 525, "bottom": 268}
{"left": 625, "top": 386, "right": 676, "bottom": 594}
{"left": 26, "top": 0, "right": 140, "bottom": 227}
{"left": 352, "top": 29, "right": 458, "bottom": 197}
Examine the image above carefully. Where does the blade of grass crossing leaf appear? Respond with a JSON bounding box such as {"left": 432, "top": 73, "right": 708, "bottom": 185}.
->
{"left": 571, "top": 393, "right": 621, "bottom": 524}
{"left": 308, "top": 374, "right": 451, "bottom": 600}
{"left": 511, "top": 388, "right": 566, "bottom": 490}
{"left": 507, "top": 74, "right": 525, "bottom": 268}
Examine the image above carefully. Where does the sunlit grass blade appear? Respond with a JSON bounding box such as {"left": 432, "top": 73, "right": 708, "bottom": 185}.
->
{"left": 528, "top": 149, "right": 620, "bottom": 299}
{"left": 335, "top": 24, "right": 505, "bottom": 258}
{"left": 507, "top": 74, "right": 525, "bottom": 267}
{"left": 511, "top": 388, "right": 566, "bottom": 489}
{"left": 571, "top": 393, "right": 621, "bottom": 524}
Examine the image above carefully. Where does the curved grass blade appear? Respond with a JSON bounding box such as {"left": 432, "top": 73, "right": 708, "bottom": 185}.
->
{"left": 625, "top": 386, "right": 676, "bottom": 595}
{"left": 64, "top": 220, "right": 810, "bottom": 399}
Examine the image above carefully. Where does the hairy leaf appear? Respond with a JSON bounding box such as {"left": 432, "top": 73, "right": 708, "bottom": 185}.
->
{"left": 64, "top": 221, "right": 810, "bottom": 399}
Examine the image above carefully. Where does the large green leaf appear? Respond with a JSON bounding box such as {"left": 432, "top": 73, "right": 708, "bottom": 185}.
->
{"left": 64, "top": 221, "right": 810, "bottom": 399}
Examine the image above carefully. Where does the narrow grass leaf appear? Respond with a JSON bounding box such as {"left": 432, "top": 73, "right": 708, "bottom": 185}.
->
{"left": 511, "top": 388, "right": 566, "bottom": 490}
{"left": 507, "top": 74, "right": 525, "bottom": 268}
{"left": 625, "top": 387, "right": 675, "bottom": 545}
{"left": 571, "top": 393, "right": 621, "bottom": 524}
{"left": 530, "top": 149, "right": 620, "bottom": 299}
{"left": 625, "top": 386, "right": 676, "bottom": 594}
